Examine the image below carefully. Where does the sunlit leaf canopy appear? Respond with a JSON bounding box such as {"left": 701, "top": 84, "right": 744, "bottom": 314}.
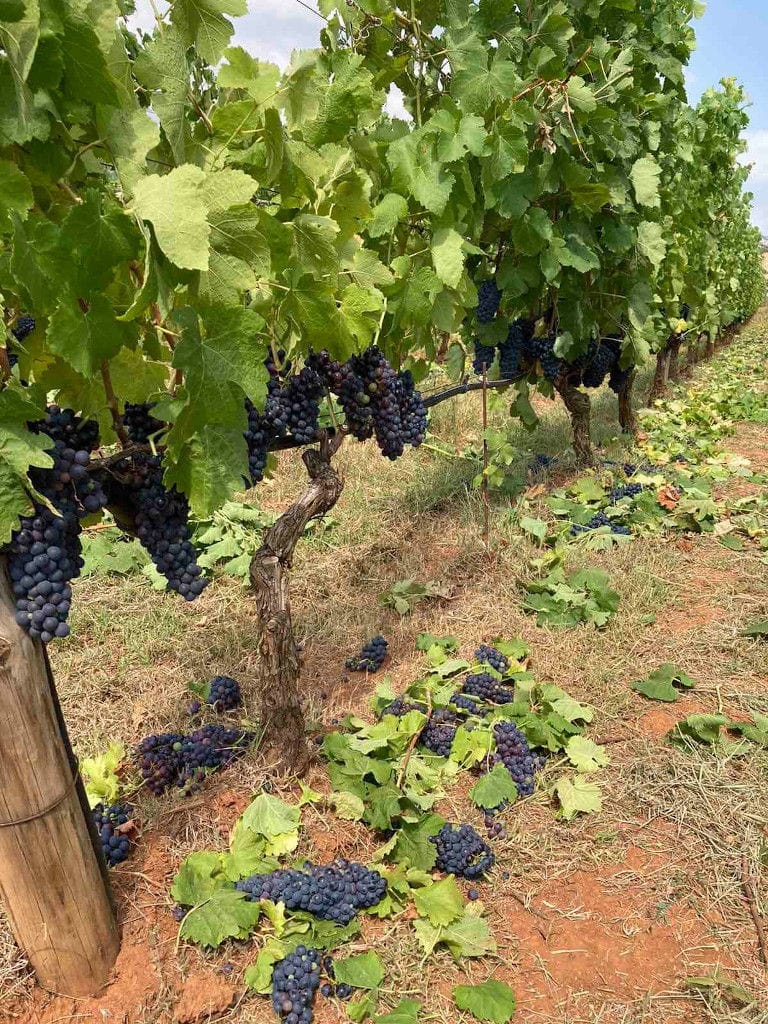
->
{"left": 0, "top": 0, "right": 762, "bottom": 536}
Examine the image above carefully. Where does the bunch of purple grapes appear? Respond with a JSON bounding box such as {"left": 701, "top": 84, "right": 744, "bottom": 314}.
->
{"left": 136, "top": 724, "right": 252, "bottom": 795}
{"left": 346, "top": 635, "right": 388, "bottom": 673}
{"left": 493, "top": 722, "right": 545, "bottom": 797}
{"left": 92, "top": 803, "right": 133, "bottom": 867}
{"left": 237, "top": 859, "right": 387, "bottom": 925}
{"left": 461, "top": 672, "right": 515, "bottom": 705}
{"left": 430, "top": 823, "right": 495, "bottom": 879}
{"left": 206, "top": 675, "right": 242, "bottom": 711}
{"left": 570, "top": 512, "right": 631, "bottom": 537}
{"left": 474, "top": 644, "right": 509, "bottom": 675}
{"left": 272, "top": 946, "right": 322, "bottom": 1024}
{"left": 419, "top": 708, "right": 460, "bottom": 757}
{"left": 476, "top": 280, "right": 502, "bottom": 323}
{"left": 9, "top": 407, "right": 107, "bottom": 642}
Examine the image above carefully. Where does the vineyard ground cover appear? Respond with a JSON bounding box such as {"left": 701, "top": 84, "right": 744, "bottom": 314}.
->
{"left": 2, "top": 322, "right": 768, "bottom": 1023}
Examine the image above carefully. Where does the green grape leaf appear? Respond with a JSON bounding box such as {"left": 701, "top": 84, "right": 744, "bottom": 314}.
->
{"left": 553, "top": 777, "right": 603, "bottom": 821}
{"left": 668, "top": 714, "right": 729, "bottom": 747}
{"left": 565, "top": 736, "right": 609, "bottom": 774}
{"left": 172, "top": 851, "right": 227, "bottom": 906}
{"left": 241, "top": 793, "right": 301, "bottom": 842}
{"left": 453, "top": 980, "right": 517, "bottom": 1024}
{"left": 630, "top": 156, "right": 661, "bottom": 208}
{"left": 390, "top": 815, "right": 444, "bottom": 870}
{"left": 0, "top": 390, "right": 54, "bottom": 544}
{"left": 631, "top": 664, "right": 696, "bottom": 703}
{"left": 469, "top": 764, "right": 519, "bottom": 810}
{"left": 132, "top": 165, "right": 210, "bottom": 271}
{"left": 334, "top": 950, "right": 385, "bottom": 989}
{"left": 375, "top": 999, "right": 422, "bottom": 1024}
{"left": 0, "top": 159, "right": 33, "bottom": 231}
{"left": 431, "top": 226, "right": 466, "bottom": 288}
{"left": 171, "top": 0, "right": 248, "bottom": 64}
{"left": 413, "top": 911, "right": 496, "bottom": 960}
{"left": 81, "top": 742, "right": 126, "bottom": 808}
{"left": 413, "top": 875, "right": 465, "bottom": 927}
{"left": 179, "top": 887, "right": 262, "bottom": 948}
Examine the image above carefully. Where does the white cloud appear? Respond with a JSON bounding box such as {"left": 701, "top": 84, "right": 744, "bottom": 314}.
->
{"left": 130, "top": 0, "right": 323, "bottom": 67}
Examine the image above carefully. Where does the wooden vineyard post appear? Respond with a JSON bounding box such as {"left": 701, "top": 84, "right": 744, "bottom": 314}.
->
{"left": 0, "top": 565, "right": 120, "bottom": 996}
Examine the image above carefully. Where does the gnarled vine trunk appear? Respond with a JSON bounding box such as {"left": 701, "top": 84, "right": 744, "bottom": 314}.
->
{"left": 648, "top": 345, "right": 671, "bottom": 403}
{"left": 555, "top": 375, "right": 593, "bottom": 464}
{"left": 667, "top": 336, "right": 683, "bottom": 383}
{"left": 618, "top": 370, "right": 638, "bottom": 435}
{"left": 249, "top": 441, "right": 345, "bottom": 773}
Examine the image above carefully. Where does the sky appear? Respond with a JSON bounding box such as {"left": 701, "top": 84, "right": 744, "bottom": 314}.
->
{"left": 131, "top": 1, "right": 768, "bottom": 233}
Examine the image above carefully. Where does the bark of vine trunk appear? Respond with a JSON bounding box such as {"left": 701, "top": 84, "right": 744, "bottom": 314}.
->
{"left": 555, "top": 376, "right": 593, "bottom": 464}
{"left": 667, "top": 337, "right": 683, "bottom": 383}
{"left": 0, "top": 562, "right": 119, "bottom": 996}
{"left": 618, "top": 370, "right": 638, "bottom": 435}
{"left": 705, "top": 331, "right": 715, "bottom": 359}
{"left": 685, "top": 335, "right": 701, "bottom": 372}
{"left": 249, "top": 443, "right": 345, "bottom": 774}
{"left": 648, "top": 346, "right": 671, "bottom": 403}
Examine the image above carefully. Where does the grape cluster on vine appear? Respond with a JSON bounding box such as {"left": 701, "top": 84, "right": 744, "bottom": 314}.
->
{"left": 237, "top": 859, "right": 387, "bottom": 925}
{"left": 9, "top": 407, "right": 107, "bottom": 642}
{"left": 430, "top": 823, "right": 495, "bottom": 879}
{"left": 243, "top": 347, "right": 428, "bottom": 485}
{"left": 476, "top": 280, "right": 502, "bottom": 324}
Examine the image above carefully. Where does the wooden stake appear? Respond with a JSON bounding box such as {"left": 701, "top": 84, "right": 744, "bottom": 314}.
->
{"left": 0, "top": 563, "right": 119, "bottom": 996}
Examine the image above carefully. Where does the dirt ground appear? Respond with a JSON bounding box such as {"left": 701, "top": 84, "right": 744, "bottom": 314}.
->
{"left": 2, "top": 328, "right": 768, "bottom": 1024}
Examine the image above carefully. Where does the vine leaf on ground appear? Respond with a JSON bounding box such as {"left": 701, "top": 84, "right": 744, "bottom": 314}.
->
{"left": 81, "top": 742, "right": 126, "bottom": 808}
{"left": 453, "top": 979, "right": 517, "bottom": 1024}
{"left": 668, "top": 714, "right": 730, "bottom": 747}
{"left": 631, "top": 663, "right": 696, "bottom": 702}
{"left": 334, "top": 950, "right": 385, "bottom": 989}
{"left": 179, "top": 888, "right": 262, "bottom": 948}
{"left": 741, "top": 620, "right": 768, "bottom": 637}
{"left": 565, "top": 736, "right": 609, "bottom": 773}
{"left": 413, "top": 910, "right": 496, "bottom": 959}
{"left": 469, "top": 764, "right": 519, "bottom": 810}
{"left": 552, "top": 777, "right": 603, "bottom": 821}
{"left": 375, "top": 999, "right": 422, "bottom": 1024}
{"left": 241, "top": 793, "right": 301, "bottom": 854}
{"left": 413, "top": 875, "right": 465, "bottom": 927}
{"left": 172, "top": 851, "right": 227, "bottom": 905}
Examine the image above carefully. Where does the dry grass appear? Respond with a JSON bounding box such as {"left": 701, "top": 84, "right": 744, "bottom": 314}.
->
{"left": 2, "top": 332, "right": 768, "bottom": 1022}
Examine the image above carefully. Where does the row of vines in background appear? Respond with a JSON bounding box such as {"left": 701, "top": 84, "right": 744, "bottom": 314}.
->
{"left": 0, "top": 0, "right": 764, "bottom": 755}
